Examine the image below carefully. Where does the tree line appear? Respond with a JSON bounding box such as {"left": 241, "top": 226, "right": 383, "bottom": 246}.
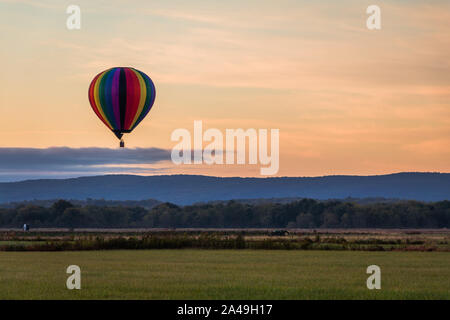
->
{"left": 0, "top": 199, "right": 449, "bottom": 228}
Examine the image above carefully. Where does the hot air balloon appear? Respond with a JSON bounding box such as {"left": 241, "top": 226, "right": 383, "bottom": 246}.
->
{"left": 88, "top": 67, "right": 156, "bottom": 147}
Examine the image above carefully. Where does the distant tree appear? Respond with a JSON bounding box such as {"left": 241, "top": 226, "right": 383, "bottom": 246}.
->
{"left": 14, "top": 205, "right": 48, "bottom": 226}
{"left": 1, "top": 198, "right": 449, "bottom": 229}
{"left": 340, "top": 213, "right": 352, "bottom": 228}
{"left": 51, "top": 200, "right": 74, "bottom": 214}
{"left": 321, "top": 212, "right": 340, "bottom": 228}
{"left": 295, "top": 213, "right": 315, "bottom": 228}
{"left": 56, "top": 207, "right": 87, "bottom": 228}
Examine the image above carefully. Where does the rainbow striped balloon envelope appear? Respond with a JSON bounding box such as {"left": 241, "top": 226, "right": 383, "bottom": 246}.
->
{"left": 88, "top": 67, "right": 156, "bottom": 146}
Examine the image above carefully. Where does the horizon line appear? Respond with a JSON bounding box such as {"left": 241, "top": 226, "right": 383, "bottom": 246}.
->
{"left": 1, "top": 171, "right": 449, "bottom": 184}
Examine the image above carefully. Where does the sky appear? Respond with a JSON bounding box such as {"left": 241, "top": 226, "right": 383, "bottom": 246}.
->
{"left": 0, "top": 0, "right": 449, "bottom": 181}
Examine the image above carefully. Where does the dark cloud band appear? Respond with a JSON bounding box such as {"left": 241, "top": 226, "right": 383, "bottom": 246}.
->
{"left": 0, "top": 147, "right": 172, "bottom": 180}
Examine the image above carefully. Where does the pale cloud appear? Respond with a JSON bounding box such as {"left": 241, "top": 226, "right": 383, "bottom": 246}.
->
{"left": 402, "top": 138, "right": 450, "bottom": 155}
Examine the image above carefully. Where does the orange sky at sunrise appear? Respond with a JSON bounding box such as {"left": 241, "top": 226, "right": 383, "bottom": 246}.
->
{"left": 1, "top": 0, "right": 449, "bottom": 178}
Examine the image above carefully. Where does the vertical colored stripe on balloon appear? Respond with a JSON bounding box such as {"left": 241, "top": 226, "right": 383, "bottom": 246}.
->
{"left": 88, "top": 73, "right": 103, "bottom": 122}
{"left": 124, "top": 68, "right": 141, "bottom": 130}
{"left": 111, "top": 68, "right": 121, "bottom": 131}
{"left": 131, "top": 70, "right": 156, "bottom": 130}
{"left": 129, "top": 69, "right": 147, "bottom": 129}
{"left": 92, "top": 71, "right": 113, "bottom": 130}
{"left": 118, "top": 68, "right": 127, "bottom": 130}
{"left": 102, "top": 69, "right": 118, "bottom": 129}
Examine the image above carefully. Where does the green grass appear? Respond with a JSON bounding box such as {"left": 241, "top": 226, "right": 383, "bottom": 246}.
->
{"left": 0, "top": 240, "right": 47, "bottom": 246}
{"left": 0, "top": 250, "right": 448, "bottom": 299}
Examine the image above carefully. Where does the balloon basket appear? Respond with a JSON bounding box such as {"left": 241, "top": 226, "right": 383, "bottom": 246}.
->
{"left": 120, "top": 139, "right": 125, "bottom": 148}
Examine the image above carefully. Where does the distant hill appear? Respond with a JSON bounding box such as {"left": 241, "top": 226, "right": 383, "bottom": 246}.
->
{"left": 0, "top": 198, "right": 161, "bottom": 209}
{"left": 0, "top": 173, "right": 449, "bottom": 205}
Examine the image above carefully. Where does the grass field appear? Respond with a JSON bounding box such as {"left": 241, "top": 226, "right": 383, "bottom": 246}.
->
{"left": 0, "top": 250, "right": 448, "bottom": 299}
